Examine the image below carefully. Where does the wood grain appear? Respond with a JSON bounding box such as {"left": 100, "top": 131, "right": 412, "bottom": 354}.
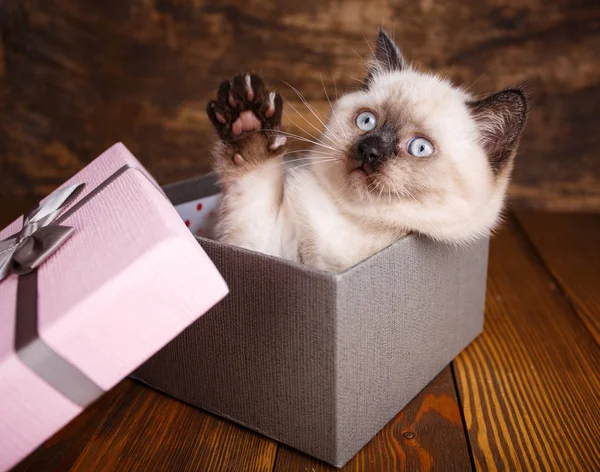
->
{"left": 453, "top": 218, "right": 600, "bottom": 471}
{"left": 1, "top": 0, "right": 599, "bottom": 210}
{"left": 274, "top": 366, "right": 472, "bottom": 471}
{"left": 72, "top": 381, "right": 277, "bottom": 472}
{"left": 514, "top": 211, "right": 600, "bottom": 345}
{"left": 13, "top": 380, "right": 278, "bottom": 472}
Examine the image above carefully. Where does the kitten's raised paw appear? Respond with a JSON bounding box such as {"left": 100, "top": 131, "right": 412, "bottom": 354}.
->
{"left": 207, "top": 74, "right": 284, "bottom": 149}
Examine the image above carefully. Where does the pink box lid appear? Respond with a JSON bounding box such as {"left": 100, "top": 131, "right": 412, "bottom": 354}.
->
{"left": 0, "top": 143, "right": 229, "bottom": 470}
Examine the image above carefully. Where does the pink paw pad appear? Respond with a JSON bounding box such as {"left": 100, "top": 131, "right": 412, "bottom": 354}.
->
{"left": 232, "top": 110, "right": 262, "bottom": 136}
{"left": 233, "top": 153, "right": 247, "bottom": 166}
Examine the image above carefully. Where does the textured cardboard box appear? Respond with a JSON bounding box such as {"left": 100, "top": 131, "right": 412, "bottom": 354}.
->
{"left": 134, "top": 175, "right": 489, "bottom": 467}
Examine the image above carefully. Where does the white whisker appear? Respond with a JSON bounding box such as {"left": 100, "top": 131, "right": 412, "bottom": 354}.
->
{"left": 332, "top": 75, "right": 340, "bottom": 101}
{"left": 262, "top": 129, "right": 339, "bottom": 152}
{"left": 290, "top": 158, "right": 337, "bottom": 171}
{"left": 352, "top": 48, "right": 369, "bottom": 69}
{"left": 363, "top": 34, "right": 375, "bottom": 59}
{"left": 275, "top": 156, "right": 334, "bottom": 168}
{"left": 282, "top": 81, "right": 345, "bottom": 148}
{"left": 283, "top": 111, "right": 334, "bottom": 149}
{"left": 348, "top": 75, "right": 364, "bottom": 84}
{"left": 320, "top": 74, "right": 349, "bottom": 141}
{"left": 277, "top": 149, "right": 333, "bottom": 160}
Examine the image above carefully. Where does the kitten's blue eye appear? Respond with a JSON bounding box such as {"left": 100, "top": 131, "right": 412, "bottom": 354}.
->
{"left": 355, "top": 111, "right": 377, "bottom": 131}
{"left": 407, "top": 137, "right": 434, "bottom": 157}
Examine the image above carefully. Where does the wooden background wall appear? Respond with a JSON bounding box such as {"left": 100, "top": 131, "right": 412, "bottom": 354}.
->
{"left": 1, "top": 0, "right": 599, "bottom": 211}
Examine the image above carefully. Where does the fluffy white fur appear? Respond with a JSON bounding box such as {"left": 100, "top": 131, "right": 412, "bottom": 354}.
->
{"left": 210, "top": 35, "right": 525, "bottom": 272}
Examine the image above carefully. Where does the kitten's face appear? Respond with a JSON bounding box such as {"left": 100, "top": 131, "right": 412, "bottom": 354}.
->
{"left": 312, "top": 30, "right": 528, "bottom": 242}
{"left": 322, "top": 71, "right": 484, "bottom": 205}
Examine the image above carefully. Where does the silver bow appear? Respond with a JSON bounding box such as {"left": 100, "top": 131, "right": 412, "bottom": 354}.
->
{"left": 0, "top": 183, "right": 85, "bottom": 281}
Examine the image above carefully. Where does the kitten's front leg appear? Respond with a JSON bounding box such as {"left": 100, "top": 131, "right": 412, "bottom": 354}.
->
{"left": 206, "top": 74, "right": 288, "bottom": 254}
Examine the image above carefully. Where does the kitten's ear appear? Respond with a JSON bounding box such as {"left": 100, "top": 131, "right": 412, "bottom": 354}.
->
{"left": 374, "top": 28, "right": 404, "bottom": 71}
{"left": 364, "top": 28, "right": 405, "bottom": 86}
{"left": 468, "top": 88, "right": 529, "bottom": 174}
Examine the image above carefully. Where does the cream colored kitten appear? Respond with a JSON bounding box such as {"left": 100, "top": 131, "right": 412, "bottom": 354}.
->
{"left": 206, "top": 29, "right": 528, "bottom": 272}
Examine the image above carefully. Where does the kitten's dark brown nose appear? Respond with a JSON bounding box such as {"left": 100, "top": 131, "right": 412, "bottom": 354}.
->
{"left": 358, "top": 140, "right": 382, "bottom": 165}
{"left": 353, "top": 123, "right": 398, "bottom": 173}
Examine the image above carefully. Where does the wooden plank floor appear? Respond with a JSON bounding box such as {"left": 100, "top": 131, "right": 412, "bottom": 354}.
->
{"left": 3, "top": 202, "right": 599, "bottom": 471}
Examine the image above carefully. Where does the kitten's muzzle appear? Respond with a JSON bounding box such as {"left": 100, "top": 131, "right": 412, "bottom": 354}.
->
{"left": 354, "top": 126, "right": 397, "bottom": 174}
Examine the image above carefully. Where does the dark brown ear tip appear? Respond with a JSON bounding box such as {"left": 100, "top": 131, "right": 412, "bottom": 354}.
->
{"left": 377, "top": 27, "right": 395, "bottom": 44}
{"left": 505, "top": 87, "right": 530, "bottom": 104}
{"left": 498, "top": 87, "right": 530, "bottom": 112}
{"left": 468, "top": 88, "right": 530, "bottom": 114}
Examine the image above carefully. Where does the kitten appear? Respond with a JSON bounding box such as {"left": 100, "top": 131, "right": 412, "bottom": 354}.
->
{"left": 206, "top": 29, "right": 529, "bottom": 272}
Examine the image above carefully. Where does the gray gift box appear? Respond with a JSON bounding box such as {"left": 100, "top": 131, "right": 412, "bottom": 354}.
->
{"left": 133, "top": 174, "right": 489, "bottom": 468}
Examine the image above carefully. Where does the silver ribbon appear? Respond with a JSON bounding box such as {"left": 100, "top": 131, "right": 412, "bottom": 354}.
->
{"left": 0, "top": 183, "right": 85, "bottom": 281}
